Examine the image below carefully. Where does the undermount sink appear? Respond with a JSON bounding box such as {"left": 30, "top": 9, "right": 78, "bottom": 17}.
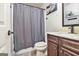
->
{"left": 47, "top": 32, "right": 79, "bottom": 40}
{"left": 54, "top": 32, "right": 69, "bottom": 34}
{"left": 54, "top": 32, "right": 79, "bottom": 39}
{"left": 54, "top": 32, "right": 78, "bottom": 34}
{"left": 47, "top": 32, "right": 79, "bottom": 36}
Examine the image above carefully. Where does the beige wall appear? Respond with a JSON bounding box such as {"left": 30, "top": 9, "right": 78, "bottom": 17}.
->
{"left": 41, "top": 3, "right": 79, "bottom": 34}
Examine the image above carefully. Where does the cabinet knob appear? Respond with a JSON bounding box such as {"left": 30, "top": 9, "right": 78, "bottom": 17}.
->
{"left": 60, "top": 50, "right": 62, "bottom": 53}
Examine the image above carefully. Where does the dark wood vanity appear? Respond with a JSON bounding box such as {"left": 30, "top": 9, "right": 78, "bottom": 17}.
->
{"left": 47, "top": 34, "right": 79, "bottom": 56}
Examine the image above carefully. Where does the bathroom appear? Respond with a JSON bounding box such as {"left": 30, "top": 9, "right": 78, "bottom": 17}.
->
{"left": 0, "top": 3, "right": 79, "bottom": 56}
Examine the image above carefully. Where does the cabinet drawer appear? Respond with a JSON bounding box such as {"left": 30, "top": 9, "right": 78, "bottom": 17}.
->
{"left": 62, "top": 39, "right": 79, "bottom": 54}
{"left": 48, "top": 34, "right": 58, "bottom": 44}
{"left": 61, "top": 47, "right": 78, "bottom": 56}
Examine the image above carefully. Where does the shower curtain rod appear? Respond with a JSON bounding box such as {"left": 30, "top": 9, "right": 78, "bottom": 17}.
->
{"left": 18, "top": 3, "right": 45, "bottom": 10}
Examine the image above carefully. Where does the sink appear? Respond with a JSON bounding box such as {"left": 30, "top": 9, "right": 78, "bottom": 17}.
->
{"left": 47, "top": 32, "right": 79, "bottom": 40}
{"left": 54, "top": 32, "right": 69, "bottom": 34}
{"left": 53, "top": 32, "right": 79, "bottom": 35}
{"left": 47, "top": 32, "right": 79, "bottom": 37}
{"left": 55, "top": 32, "right": 79, "bottom": 39}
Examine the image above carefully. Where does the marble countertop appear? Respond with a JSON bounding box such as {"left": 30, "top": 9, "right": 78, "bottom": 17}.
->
{"left": 47, "top": 32, "right": 79, "bottom": 41}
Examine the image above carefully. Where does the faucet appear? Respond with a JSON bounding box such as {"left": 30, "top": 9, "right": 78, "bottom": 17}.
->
{"left": 68, "top": 26, "right": 74, "bottom": 34}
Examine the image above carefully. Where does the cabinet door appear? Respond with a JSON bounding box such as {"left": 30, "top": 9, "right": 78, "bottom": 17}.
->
{"left": 48, "top": 41, "right": 58, "bottom": 56}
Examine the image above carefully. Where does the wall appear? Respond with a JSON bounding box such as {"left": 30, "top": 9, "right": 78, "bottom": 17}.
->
{"left": 0, "top": 3, "right": 10, "bottom": 53}
{"left": 41, "top": 3, "right": 79, "bottom": 33}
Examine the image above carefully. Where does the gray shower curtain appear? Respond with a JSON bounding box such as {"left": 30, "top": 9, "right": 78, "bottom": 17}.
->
{"left": 13, "top": 3, "right": 45, "bottom": 52}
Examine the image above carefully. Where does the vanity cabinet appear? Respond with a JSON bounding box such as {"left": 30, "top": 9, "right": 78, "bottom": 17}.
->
{"left": 47, "top": 34, "right": 79, "bottom": 56}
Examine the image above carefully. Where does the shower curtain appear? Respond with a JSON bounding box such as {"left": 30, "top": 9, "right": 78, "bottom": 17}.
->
{"left": 13, "top": 3, "right": 45, "bottom": 52}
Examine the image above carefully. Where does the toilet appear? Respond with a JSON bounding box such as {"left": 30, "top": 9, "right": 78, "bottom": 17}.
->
{"left": 15, "top": 42, "right": 47, "bottom": 56}
{"left": 34, "top": 41, "right": 47, "bottom": 56}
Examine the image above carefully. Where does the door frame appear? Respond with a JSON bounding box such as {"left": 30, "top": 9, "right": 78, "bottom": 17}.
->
{"left": 8, "top": 3, "right": 15, "bottom": 56}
